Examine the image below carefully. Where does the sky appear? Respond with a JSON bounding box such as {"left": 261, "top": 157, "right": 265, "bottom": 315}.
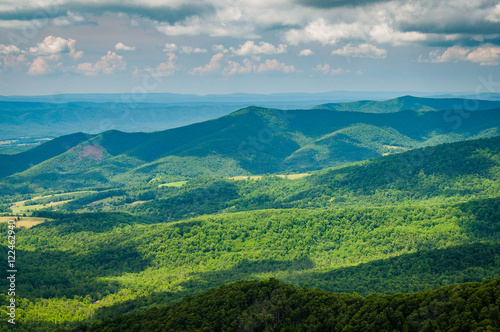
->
{"left": 0, "top": 0, "right": 499, "bottom": 95}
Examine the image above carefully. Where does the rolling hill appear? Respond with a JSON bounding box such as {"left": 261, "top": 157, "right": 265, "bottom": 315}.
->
{"left": 1, "top": 133, "right": 500, "bottom": 330}
{"left": 316, "top": 95, "right": 500, "bottom": 113}
{"left": 1, "top": 98, "right": 500, "bottom": 193}
{"left": 75, "top": 278, "right": 500, "bottom": 332}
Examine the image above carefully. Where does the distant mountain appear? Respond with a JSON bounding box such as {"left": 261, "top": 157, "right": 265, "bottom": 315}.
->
{"left": 315, "top": 95, "right": 500, "bottom": 113}
{"left": 0, "top": 91, "right": 439, "bottom": 104}
{"left": 0, "top": 101, "right": 242, "bottom": 142}
{"left": 1, "top": 99, "right": 499, "bottom": 192}
{"left": 3, "top": 95, "right": 499, "bottom": 146}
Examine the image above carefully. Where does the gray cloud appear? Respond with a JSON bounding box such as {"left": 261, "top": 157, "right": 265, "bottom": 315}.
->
{"left": 0, "top": 2, "right": 215, "bottom": 24}
{"left": 294, "top": 0, "right": 391, "bottom": 9}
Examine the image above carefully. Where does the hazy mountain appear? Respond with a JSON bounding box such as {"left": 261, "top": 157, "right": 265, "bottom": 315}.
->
{"left": 316, "top": 95, "right": 500, "bottom": 113}
{"left": 1, "top": 100, "right": 499, "bottom": 192}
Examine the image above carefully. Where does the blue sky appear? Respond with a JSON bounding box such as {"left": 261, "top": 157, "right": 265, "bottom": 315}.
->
{"left": 0, "top": 0, "right": 499, "bottom": 95}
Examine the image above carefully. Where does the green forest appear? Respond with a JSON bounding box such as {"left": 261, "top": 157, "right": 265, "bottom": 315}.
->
{"left": 0, "top": 101, "right": 499, "bottom": 331}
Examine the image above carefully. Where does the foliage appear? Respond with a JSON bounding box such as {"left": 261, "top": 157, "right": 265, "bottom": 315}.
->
{"left": 74, "top": 278, "right": 500, "bottom": 332}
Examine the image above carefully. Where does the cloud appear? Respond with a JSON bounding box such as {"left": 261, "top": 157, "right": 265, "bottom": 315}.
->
{"left": 0, "top": 2, "right": 215, "bottom": 25}
{"left": 230, "top": 41, "right": 287, "bottom": 56}
{"left": 0, "top": 44, "right": 23, "bottom": 55}
{"left": 427, "top": 46, "right": 470, "bottom": 63}
{"left": 180, "top": 46, "right": 208, "bottom": 54}
{"left": 0, "top": 54, "right": 26, "bottom": 69}
{"left": 331, "top": 43, "right": 387, "bottom": 58}
{"left": 212, "top": 44, "right": 228, "bottom": 53}
{"left": 313, "top": 63, "right": 349, "bottom": 74}
{"left": 137, "top": 52, "right": 178, "bottom": 77}
{"left": 225, "top": 58, "right": 253, "bottom": 75}
{"left": 285, "top": 18, "right": 366, "bottom": 46}
{"left": 294, "top": 0, "right": 392, "bottom": 9}
{"left": 115, "top": 42, "right": 136, "bottom": 51}
{"left": 190, "top": 52, "right": 224, "bottom": 75}
{"left": 425, "top": 45, "right": 500, "bottom": 66}
{"left": 155, "top": 15, "right": 258, "bottom": 38}
{"left": 298, "top": 49, "right": 314, "bottom": 56}
{"left": 467, "top": 46, "right": 500, "bottom": 66}
{"left": 255, "top": 59, "right": 295, "bottom": 73}
{"left": 77, "top": 51, "right": 126, "bottom": 75}
{"left": 28, "top": 54, "right": 60, "bottom": 75}
{"left": 28, "top": 57, "right": 51, "bottom": 75}
{"left": 30, "top": 36, "right": 83, "bottom": 59}
{"left": 163, "top": 43, "right": 178, "bottom": 52}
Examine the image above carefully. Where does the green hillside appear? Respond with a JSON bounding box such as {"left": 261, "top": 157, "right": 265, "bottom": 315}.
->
{"left": 0, "top": 132, "right": 92, "bottom": 178}
{"left": 1, "top": 99, "right": 500, "bottom": 331}
{"left": 75, "top": 278, "right": 500, "bottom": 332}
{"left": 2, "top": 196, "right": 499, "bottom": 329}
{"left": 1, "top": 104, "right": 499, "bottom": 193}
{"left": 316, "top": 95, "right": 500, "bottom": 113}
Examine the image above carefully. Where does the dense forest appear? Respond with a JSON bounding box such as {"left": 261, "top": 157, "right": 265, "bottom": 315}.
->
{"left": 0, "top": 102, "right": 499, "bottom": 331}
{"left": 75, "top": 278, "right": 500, "bottom": 331}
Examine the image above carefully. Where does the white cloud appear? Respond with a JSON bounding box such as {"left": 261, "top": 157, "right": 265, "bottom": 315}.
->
{"left": 298, "top": 49, "right": 314, "bottom": 56}
{"left": 331, "top": 43, "right": 387, "bottom": 58}
{"left": 191, "top": 52, "right": 224, "bottom": 75}
{"left": 313, "top": 64, "right": 349, "bottom": 75}
{"left": 369, "top": 23, "right": 426, "bottom": 45}
{"left": 486, "top": 3, "right": 500, "bottom": 23}
{"left": 285, "top": 18, "right": 366, "bottom": 46}
{"left": 180, "top": 46, "right": 208, "bottom": 54}
{"left": 163, "top": 43, "right": 178, "bottom": 52}
{"left": 28, "top": 57, "right": 51, "bottom": 75}
{"left": 115, "top": 42, "right": 136, "bottom": 51}
{"left": 255, "top": 59, "right": 295, "bottom": 73}
{"left": 466, "top": 46, "right": 500, "bottom": 66}
{"left": 427, "top": 46, "right": 470, "bottom": 63}
{"left": 77, "top": 51, "right": 126, "bottom": 75}
{"left": 223, "top": 57, "right": 296, "bottom": 75}
{"left": 225, "top": 58, "right": 253, "bottom": 75}
{"left": 0, "top": 54, "right": 26, "bottom": 69}
{"left": 138, "top": 52, "right": 178, "bottom": 77}
{"left": 212, "top": 44, "right": 228, "bottom": 53}
{"left": 28, "top": 54, "right": 60, "bottom": 75}
{"left": 230, "top": 41, "right": 287, "bottom": 56}
{"left": 30, "top": 36, "right": 83, "bottom": 59}
{"left": 426, "top": 45, "right": 500, "bottom": 66}
{"left": 0, "top": 44, "right": 22, "bottom": 55}
{"left": 155, "top": 15, "right": 258, "bottom": 39}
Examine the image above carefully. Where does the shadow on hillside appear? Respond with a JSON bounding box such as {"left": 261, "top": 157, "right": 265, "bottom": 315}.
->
{"left": 92, "top": 256, "right": 314, "bottom": 322}
{"left": 300, "top": 242, "right": 500, "bottom": 296}
{"left": 0, "top": 244, "right": 152, "bottom": 301}
{"left": 32, "top": 211, "right": 153, "bottom": 234}
{"left": 456, "top": 197, "right": 500, "bottom": 238}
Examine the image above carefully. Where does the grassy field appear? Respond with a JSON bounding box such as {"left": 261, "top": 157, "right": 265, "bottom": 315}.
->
{"left": 0, "top": 216, "right": 52, "bottom": 228}
{"left": 10, "top": 200, "right": 73, "bottom": 214}
{"left": 158, "top": 181, "right": 188, "bottom": 187}
{"left": 229, "top": 173, "right": 310, "bottom": 180}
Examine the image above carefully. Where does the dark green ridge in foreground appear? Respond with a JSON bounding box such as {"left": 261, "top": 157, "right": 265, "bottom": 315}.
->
{"left": 71, "top": 278, "right": 500, "bottom": 332}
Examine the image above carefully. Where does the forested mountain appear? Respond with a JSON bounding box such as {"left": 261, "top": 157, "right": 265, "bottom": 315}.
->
{"left": 4, "top": 93, "right": 459, "bottom": 143}
{"left": 45, "top": 135, "right": 500, "bottom": 217}
{"left": 1, "top": 101, "right": 500, "bottom": 193}
{"left": 316, "top": 95, "right": 500, "bottom": 113}
{"left": 1, "top": 97, "right": 499, "bottom": 331}
{"left": 74, "top": 278, "right": 500, "bottom": 332}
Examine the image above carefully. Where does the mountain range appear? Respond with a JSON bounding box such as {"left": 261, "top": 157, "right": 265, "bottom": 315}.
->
{"left": 1, "top": 96, "right": 500, "bottom": 193}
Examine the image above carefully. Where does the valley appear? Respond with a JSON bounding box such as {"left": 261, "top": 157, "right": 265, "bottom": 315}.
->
{"left": 0, "top": 96, "right": 499, "bottom": 331}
